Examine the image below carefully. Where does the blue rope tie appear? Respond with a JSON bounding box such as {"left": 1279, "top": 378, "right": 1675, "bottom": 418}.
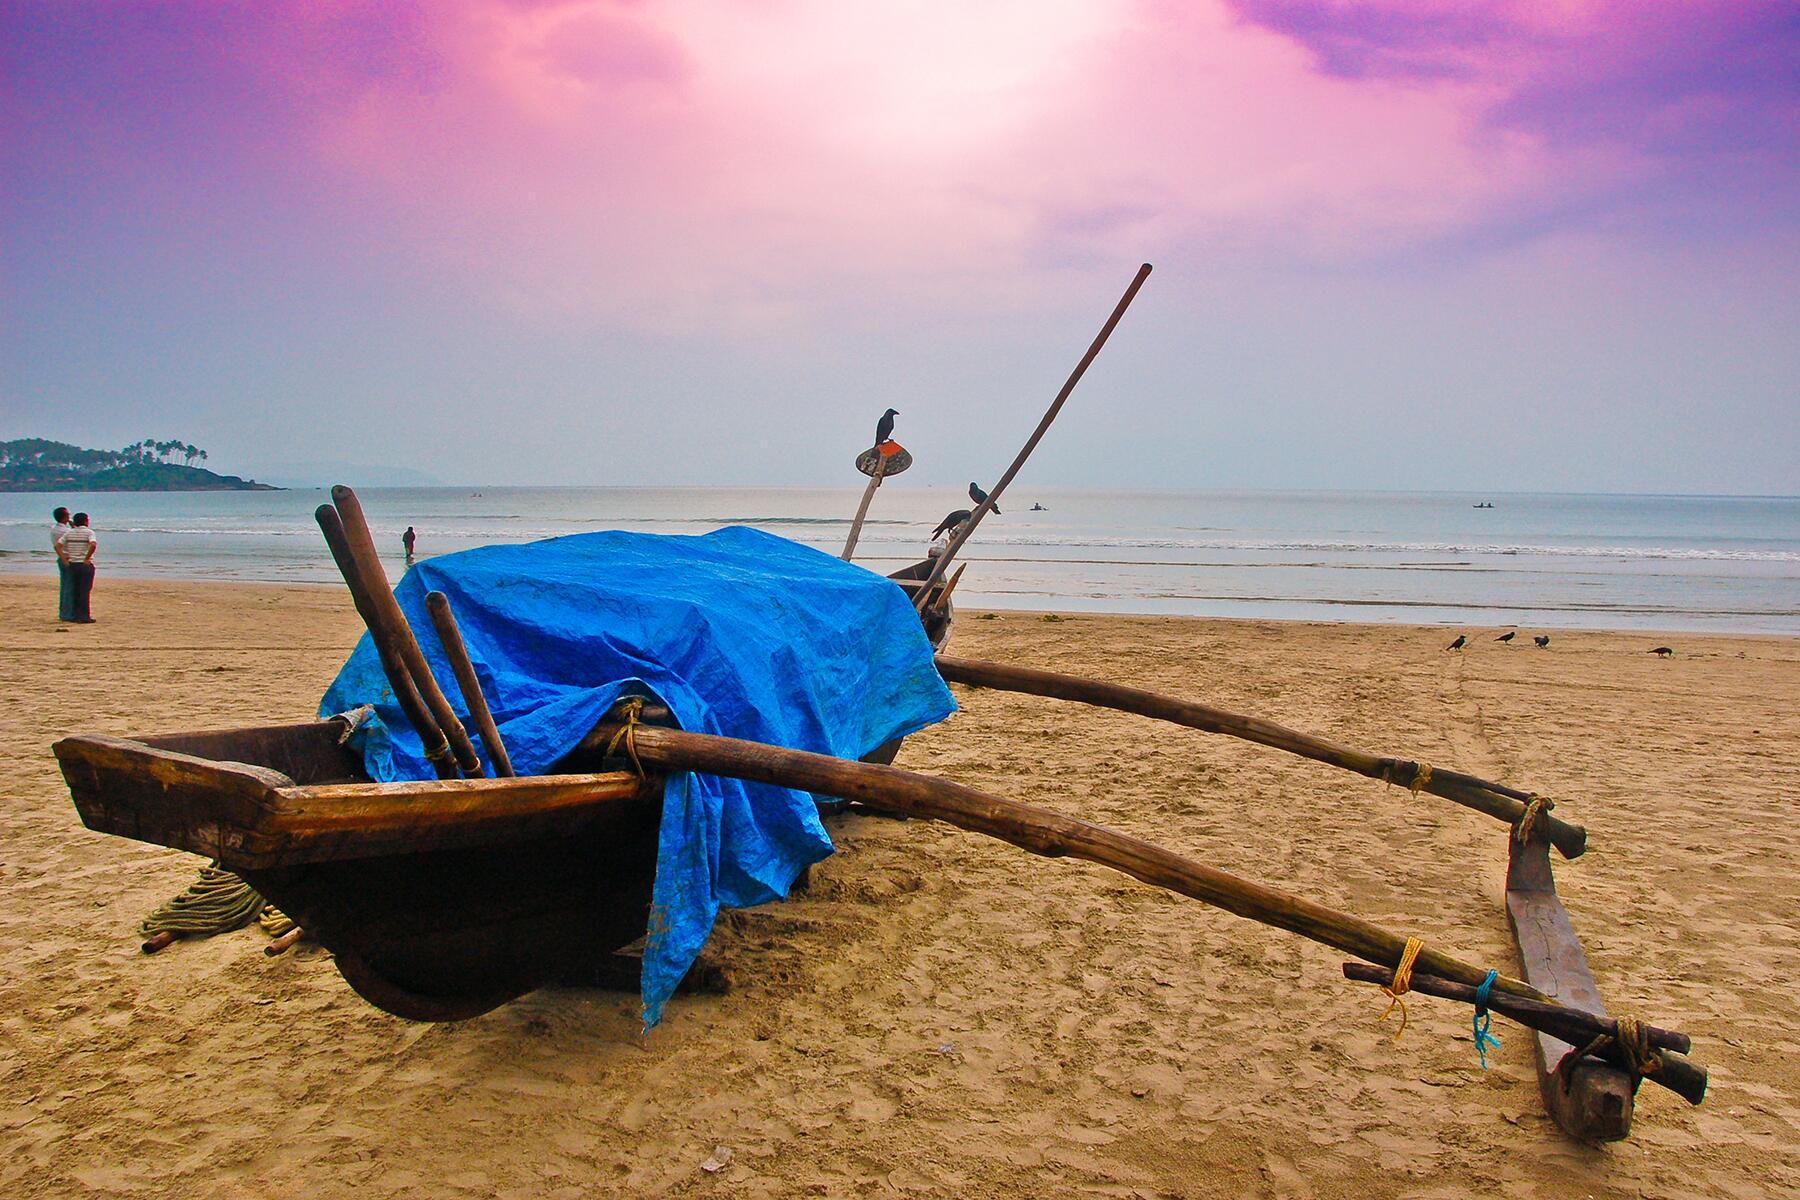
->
{"left": 1472, "top": 969, "right": 1502, "bottom": 1070}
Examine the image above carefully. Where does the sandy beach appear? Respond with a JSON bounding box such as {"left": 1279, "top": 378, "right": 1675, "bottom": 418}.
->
{"left": 3, "top": 572, "right": 1797, "bottom": 1199}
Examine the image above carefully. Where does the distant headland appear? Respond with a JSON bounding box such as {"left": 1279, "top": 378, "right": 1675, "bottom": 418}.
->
{"left": 0, "top": 438, "right": 278, "bottom": 492}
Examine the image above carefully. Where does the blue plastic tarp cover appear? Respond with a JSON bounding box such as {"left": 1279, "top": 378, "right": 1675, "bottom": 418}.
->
{"left": 318, "top": 526, "right": 955, "bottom": 1026}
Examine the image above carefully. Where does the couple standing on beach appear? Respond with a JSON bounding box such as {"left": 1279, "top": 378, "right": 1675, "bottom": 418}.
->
{"left": 52, "top": 506, "right": 98, "bottom": 623}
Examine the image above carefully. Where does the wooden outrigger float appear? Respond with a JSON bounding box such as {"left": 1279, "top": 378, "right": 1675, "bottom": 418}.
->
{"left": 53, "top": 265, "right": 1704, "bottom": 1141}
{"left": 928, "top": 654, "right": 1685, "bottom": 1140}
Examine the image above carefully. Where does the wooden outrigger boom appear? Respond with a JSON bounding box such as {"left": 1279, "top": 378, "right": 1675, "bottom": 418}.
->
{"left": 934, "top": 655, "right": 1588, "bottom": 857}
{"left": 581, "top": 710, "right": 1705, "bottom": 1113}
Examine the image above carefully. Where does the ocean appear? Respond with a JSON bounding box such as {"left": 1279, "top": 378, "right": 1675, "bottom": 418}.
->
{"left": 4, "top": 487, "right": 1797, "bottom": 633}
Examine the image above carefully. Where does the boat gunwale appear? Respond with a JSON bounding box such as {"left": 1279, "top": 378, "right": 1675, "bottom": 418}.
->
{"left": 55, "top": 728, "right": 662, "bottom": 869}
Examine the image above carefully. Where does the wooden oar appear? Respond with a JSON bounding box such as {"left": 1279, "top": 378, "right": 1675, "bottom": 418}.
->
{"left": 425, "top": 591, "right": 515, "bottom": 778}
{"left": 330, "top": 486, "right": 484, "bottom": 778}
{"left": 934, "top": 654, "right": 1588, "bottom": 858}
{"left": 315, "top": 504, "right": 457, "bottom": 779}
{"left": 1342, "top": 964, "right": 1706, "bottom": 1105}
{"left": 913, "top": 263, "right": 1153, "bottom": 611}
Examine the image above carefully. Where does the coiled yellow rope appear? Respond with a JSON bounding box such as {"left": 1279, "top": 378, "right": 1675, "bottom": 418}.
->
{"left": 139, "top": 865, "right": 265, "bottom": 938}
{"left": 1377, "top": 936, "right": 1425, "bottom": 1041}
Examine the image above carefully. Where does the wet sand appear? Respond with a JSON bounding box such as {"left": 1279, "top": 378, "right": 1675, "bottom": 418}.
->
{"left": 3, "top": 574, "right": 1797, "bottom": 1198}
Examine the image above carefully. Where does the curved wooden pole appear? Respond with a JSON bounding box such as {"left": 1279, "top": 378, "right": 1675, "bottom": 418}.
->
{"left": 591, "top": 716, "right": 1549, "bottom": 1002}
{"left": 934, "top": 654, "right": 1588, "bottom": 858}
{"left": 331, "top": 486, "right": 484, "bottom": 778}
{"left": 594, "top": 718, "right": 1700, "bottom": 1106}
{"left": 915, "top": 263, "right": 1153, "bottom": 611}
{"left": 314, "top": 504, "right": 456, "bottom": 779}
{"left": 841, "top": 454, "right": 888, "bottom": 561}
{"left": 1343, "top": 964, "right": 1706, "bottom": 1105}
{"left": 425, "top": 591, "right": 515, "bottom": 778}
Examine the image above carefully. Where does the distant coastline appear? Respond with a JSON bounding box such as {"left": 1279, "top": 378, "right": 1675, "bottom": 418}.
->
{"left": 0, "top": 437, "right": 278, "bottom": 493}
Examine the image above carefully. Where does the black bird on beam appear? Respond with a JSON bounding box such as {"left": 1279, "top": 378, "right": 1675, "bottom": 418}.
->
{"left": 1496, "top": 631, "right": 1516, "bottom": 643}
{"left": 1447, "top": 635, "right": 1467, "bottom": 651}
{"left": 969, "top": 482, "right": 1000, "bottom": 515}
{"left": 932, "top": 509, "right": 973, "bottom": 539}
{"left": 1534, "top": 635, "right": 1551, "bottom": 648}
{"left": 875, "top": 408, "right": 898, "bottom": 446}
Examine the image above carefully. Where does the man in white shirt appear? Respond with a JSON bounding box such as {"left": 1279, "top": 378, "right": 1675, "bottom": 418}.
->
{"left": 61, "top": 512, "right": 97, "bottom": 624}
{"left": 52, "top": 506, "right": 73, "bottom": 621}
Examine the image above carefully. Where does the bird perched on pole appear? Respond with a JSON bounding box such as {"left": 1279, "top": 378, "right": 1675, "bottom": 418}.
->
{"left": 969, "top": 482, "right": 1000, "bottom": 515}
{"left": 874, "top": 408, "right": 898, "bottom": 447}
{"left": 932, "top": 509, "right": 973, "bottom": 539}
{"left": 1446, "top": 635, "right": 1467, "bottom": 651}
{"left": 1496, "top": 631, "right": 1515, "bottom": 643}
{"left": 1534, "top": 635, "right": 1551, "bottom": 648}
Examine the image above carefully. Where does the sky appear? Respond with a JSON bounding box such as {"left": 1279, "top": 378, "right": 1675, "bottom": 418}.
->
{"left": 2, "top": 0, "right": 1796, "bottom": 493}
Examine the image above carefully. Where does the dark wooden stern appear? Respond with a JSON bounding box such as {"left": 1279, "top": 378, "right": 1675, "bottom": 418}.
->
{"left": 1505, "top": 824, "right": 1637, "bottom": 1141}
{"left": 55, "top": 723, "right": 666, "bottom": 1021}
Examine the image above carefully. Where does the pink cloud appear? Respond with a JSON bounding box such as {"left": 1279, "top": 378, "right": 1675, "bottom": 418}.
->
{"left": 17, "top": 2, "right": 1786, "bottom": 332}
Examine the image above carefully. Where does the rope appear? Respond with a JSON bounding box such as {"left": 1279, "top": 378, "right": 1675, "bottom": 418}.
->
{"left": 259, "top": 905, "right": 297, "bottom": 937}
{"left": 139, "top": 865, "right": 266, "bottom": 939}
{"left": 606, "top": 696, "right": 646, "bottom": 777}
{"left": 1615, "top": 1017, "right": 1659, "bottom": 1076}
{"left": 1514, "top": 793, "right": 1555, "bottom": 844}
{"left": 1555, "top": 1015, "right": 1662, "bottom": 1091}
{"left": 421, "top": 735, "right": 454, "bottom": 766}
{"left": 1408, "top": 763, "right": 1433, "bottom": 797}
{"left": 1376, "top": 937, "right": 1425, "bottom": 1041}
{"left": 1472, "top": 969, "right": 1502, "bottom": 1069}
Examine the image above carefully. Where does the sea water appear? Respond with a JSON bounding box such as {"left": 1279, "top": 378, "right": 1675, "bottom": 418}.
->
{"left": 3, "top": 487, "right": 1796, "bottom": 633}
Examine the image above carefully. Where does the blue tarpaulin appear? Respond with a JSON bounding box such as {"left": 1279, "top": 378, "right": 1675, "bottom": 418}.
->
{"left": 319, "top": 526, "right": 955, "bottom": 1025}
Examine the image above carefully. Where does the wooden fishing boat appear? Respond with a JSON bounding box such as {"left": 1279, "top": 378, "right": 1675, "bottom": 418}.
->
{"left": 54, "top": 559, "right": 953, "bottom": 1022}
{"left": 51, "top": 267, "right": 1708, "bottom": 1138}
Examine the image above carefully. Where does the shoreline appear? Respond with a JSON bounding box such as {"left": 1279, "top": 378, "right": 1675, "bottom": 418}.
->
{"left": 3, "top": 568, "right": 1795, "bottom": 639}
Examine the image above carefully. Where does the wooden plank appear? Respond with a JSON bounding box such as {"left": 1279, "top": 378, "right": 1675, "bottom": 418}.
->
{"left": 54, "top": 734, "right": 294, "bottom": 864}
{"left": 265, "top": 773, "right": 659, "bottom": 864}
{"left": 141, "top": 720, "right": 363, "bottom": 785}
{"left": 54, "top": 729, "right": 659, "bottom": 870}
{"left": 1505, "top": 830, "right": 1637, "bottom": 1141}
